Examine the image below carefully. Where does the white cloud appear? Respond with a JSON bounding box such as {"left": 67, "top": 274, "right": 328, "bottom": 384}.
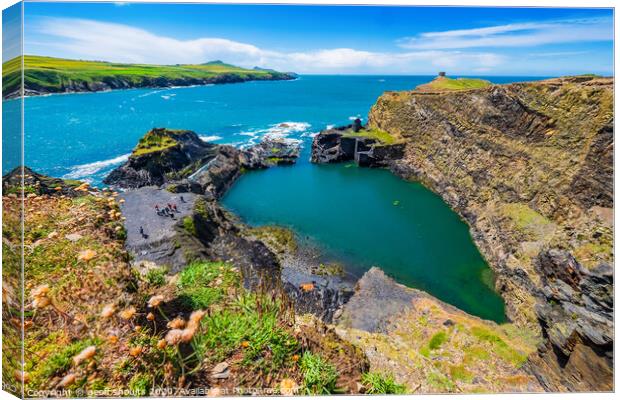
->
{"left": 28, "top": 17, "right": 504, "bottom": 74}
{"left": 398, "top": 17, "right": 612, "bottom": 49}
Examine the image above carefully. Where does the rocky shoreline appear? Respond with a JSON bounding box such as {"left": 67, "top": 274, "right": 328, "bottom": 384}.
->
{"left": 310, "top": 76, "right": 614, "bottom": 391}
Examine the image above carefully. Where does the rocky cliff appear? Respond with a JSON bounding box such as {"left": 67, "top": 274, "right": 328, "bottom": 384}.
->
{"left": 17, "top": 72, "right": 295, "bottom": 98}
{"left": 310, "top": 122, "right": 405, "bottom": 167}
{"left": 362, "top": 76, "right": 613, "bottom": 391}
{"left": 104, "top": 128, "right": 219, "bottom": 188}
{"left": 104, "top": 128, "right": 299, "bottom": 198}
{"left": 335, "top": 268, "right": 542, "bottom": 393}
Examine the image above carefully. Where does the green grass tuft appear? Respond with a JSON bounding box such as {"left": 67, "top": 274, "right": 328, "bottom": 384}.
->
{"left": 192, "top": 293, "right": 298, "bottom": 373}
{"left": 177, "top": 262, "right": 239, "bottom": 309}
{"left": 128, "top": 373, "right": 151, "bottom": 396}
{"left": 361, "top": 372, "right": 407, "bottom": 394}
{"left": 343, "top": 127, "right": 397, "bottom": 145}
{"left": 145, "top": 267, "right": 167, "bottom": 287}
{"left": 429, "top": 331, "right": 448, "bottom": 350}
{"left": 427, "top": 371, "right": 455, "bottom": 392}
{"left": 182, "top": 216, "right": 197, "bottom": 236}
{"left": 300, "top": 352, "right": 339, "bottom": 395}
{"left": 470, "top": 326, "right": 527, "bottom": 367}
{"left": 38, "top": 338, "right": 101, "bottom": 382}
{"left": 449, "top": 364, "right": 474, "bottom": 383}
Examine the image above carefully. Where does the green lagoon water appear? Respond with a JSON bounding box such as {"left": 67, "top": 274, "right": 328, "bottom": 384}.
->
{"left": 2, "top": 75, "right": 545, "bottom": 322}
{"left": 223, "top": 161, "right": 505, "bottom": 322}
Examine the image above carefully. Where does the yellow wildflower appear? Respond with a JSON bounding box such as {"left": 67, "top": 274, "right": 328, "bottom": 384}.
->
{"left": 78, "top": 249, "right": 97, "bottom": 262}
{"left": 119, "top": 306, "right": 136, "bottom": 320}
{"left": 167, "top": 317, "right": 185, "bottom": 329}
{"left": 280, "top": 378, "right": 298, "bottom": 395}
{"left": 147, "top": 295, "right": 164, "bottom": 308}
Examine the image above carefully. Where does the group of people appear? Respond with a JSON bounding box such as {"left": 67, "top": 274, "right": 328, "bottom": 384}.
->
{"left": 155, "top": 203, "right": 180, "bottom": 218}
{"left": 137, "top": 197, "right": 187, "bottom": 239}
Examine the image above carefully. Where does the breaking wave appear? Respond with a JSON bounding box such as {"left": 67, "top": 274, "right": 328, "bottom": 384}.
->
{"left": 62, "top": 153, "right": 130, "bottom": 180}
{"left": 234, "top": 121, "right": 311, "bottom": 147}
{"left": 199, "top": 135, "right": 223, "bottom": 142}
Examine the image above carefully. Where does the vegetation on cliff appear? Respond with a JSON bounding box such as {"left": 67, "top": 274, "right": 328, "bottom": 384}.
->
{"left": 416, "top": 76, "right": 491, "bottom": 92}
{"left": 342, "top": 127, "right": 399, "bottom": 145}
{"left": 104, "top": 128, "right": 218, "bottom": 188}
{"left": 1, "top": 173, "right": 372, "bottom": 395}
{"left": 2, "top": 55, "right": 295, "bottom": 98}
{"left": 335, "top": 268, "right": 540, "bottom": 394}
{"left": 133, "top": 129, "right": 192, "bottom": 156}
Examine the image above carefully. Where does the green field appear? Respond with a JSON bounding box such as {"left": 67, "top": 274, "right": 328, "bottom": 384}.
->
{"left": 2, "top": 55, "right": 294, "bottom": 97}
{"left": 418, "top": 76, "right": 491, "bottom": 92}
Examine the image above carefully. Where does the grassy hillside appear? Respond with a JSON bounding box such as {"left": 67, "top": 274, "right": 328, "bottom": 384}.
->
{"left": 416, "top": 76, "right": 491, "bottom": 92}
{"left": 2, "top": 55, "right": 295, "bottom": 98}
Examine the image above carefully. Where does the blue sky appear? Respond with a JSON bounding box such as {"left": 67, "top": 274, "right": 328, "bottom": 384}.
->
{"left": 17, "top": 2, "right": 614, "bottom": 75}
{"left": 2, "top": 2, "right": 21, "bottom": 62}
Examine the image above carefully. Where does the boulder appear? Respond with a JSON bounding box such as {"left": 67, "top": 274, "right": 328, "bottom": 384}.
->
{"left": 241, "top": 138, "right": 300, "bottom": 168}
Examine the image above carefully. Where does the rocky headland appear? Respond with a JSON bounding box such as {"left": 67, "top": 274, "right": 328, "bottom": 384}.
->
{"left": 105, "top": 128, "right": 300, "bottom": 198}
{"left": 311, "top": 75, "right": 614, "bottom": 391}
{"left": 2, "top": 56, "right": 297, "bottom": 99}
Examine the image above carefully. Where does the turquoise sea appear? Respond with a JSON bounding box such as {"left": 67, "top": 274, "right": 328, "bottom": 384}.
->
{"left": 3, "top": 75, "right": 547, "bottom": 322}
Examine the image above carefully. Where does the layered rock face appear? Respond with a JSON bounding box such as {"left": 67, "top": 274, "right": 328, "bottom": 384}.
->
{"left": 366, "top": 76, "right": 613, "bottom": 391}
{"left": 242, "top": 138, "right": 301, "bottom": 167}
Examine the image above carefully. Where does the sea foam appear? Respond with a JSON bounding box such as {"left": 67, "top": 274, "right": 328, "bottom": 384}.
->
{"left": 199, "top": 135, "right": 223, "bottom": 142}
{"left": 63, "top": 153, "right": 130, "bottom": 179}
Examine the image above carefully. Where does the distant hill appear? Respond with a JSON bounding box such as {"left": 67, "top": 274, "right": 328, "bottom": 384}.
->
{"left": 2, "top": 55, "right": 296, "bottom": 98}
